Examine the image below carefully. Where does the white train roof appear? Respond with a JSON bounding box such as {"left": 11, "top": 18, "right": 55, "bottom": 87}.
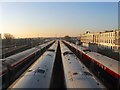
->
{"left": 86, "top": 52, "right": 120, "bottom": 75}
{"left": 63, "top": 40, "right": 87, "bottom": 53}
{"left": 60, "top": 41, "right": 105, "bottom": 88}
{"left": 5, "top": 41, "right": 53, "bottom": 63}
{"left": 9, "top": 41, "right": 58, "bottom": 88}
{"left": 0, "top": 41, "right": 54, "bottom": 75}
{"left": 64, "top": 40, "right": 120, "bottom": 76}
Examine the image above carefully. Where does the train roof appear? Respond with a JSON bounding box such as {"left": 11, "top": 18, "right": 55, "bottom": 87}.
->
{"left": 86, "top": 52, "right": 120, "bottom": 75}
{"left": 9, "top": 41, "right": 58, "bottom": 88}
{"left": 64, "top": 40, "right": 120, "bottom": 76}
{"left": 63, "top": 40, "right": 88, "bottom": 53}
{"left": 60, "top": 41, "right": 105, "bottom": 88}
{"left": 0, "top": 41, "right": 54, "bottom": 75}
{"left": 2, "top": 41, "right": 51, "bottom": 62}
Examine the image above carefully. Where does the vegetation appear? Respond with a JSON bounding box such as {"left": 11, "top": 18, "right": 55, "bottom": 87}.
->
{"left": 3, "top": 33, "right": 15, "bottom": 39}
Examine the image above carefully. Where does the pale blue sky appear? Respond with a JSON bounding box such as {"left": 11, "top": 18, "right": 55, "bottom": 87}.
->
{"left": 0, "top": 2, "right": 118, "bottom": 38}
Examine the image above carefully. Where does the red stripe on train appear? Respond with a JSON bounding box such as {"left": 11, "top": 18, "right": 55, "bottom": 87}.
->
{"left": 11, "top": 53, "right": 35, "bottom": 68}
{"left": 0, "top": 51, "right": 39, "bottom": 76}
{"left": 64, "top": 41, "right": 120, "bottom": 79}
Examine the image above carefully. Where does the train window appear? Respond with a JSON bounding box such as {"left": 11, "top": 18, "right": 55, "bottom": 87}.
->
{"left": 47, "top": 49, "right": 55, "bottom": 52}
{"left": 83, "top": 71, "right": 92, "bottom": 76}
{"left": 101, "top": 65, "right": 103, "bottom": 69}
{"left": 63, "top": 51, "right": 73, "bottom": 56}
{"left": 104, "top": 67, "right": 106, "bottom": 70}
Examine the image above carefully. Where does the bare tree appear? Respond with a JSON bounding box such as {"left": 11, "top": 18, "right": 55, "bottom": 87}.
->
{"left": 64, "top": 35, "right": 71, "bottom": 39}
{"left": 3, "top": 33, "right": 15, "bottom": 47}
{"left": 3, "top": 33, "right": 15, "bottom": 39}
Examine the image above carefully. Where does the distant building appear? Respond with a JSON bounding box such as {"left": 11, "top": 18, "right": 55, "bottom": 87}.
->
{"left": 80, "top": 31, "right": 94, "bottom": 47}
{"left": 80, "top": 29, "right": 120, "bottom": 52}
{"left": 114, "top": 30, "right": 120, "bottom": 51}
{"left": 98, "top": 30, "right": 116, "bottom": 50}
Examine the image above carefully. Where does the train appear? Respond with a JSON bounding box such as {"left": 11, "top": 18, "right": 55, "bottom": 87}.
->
{"left": 9, "top": 41, "right": 58, "bottom": 88}
{"left": 0, "top": 40, "right": 55, "bottom": 89}
{"left": 63, "top": 40, "right": 120, "bottom": 89}
{"left": 60, "top": 41, "right": 105, "bottom": 88}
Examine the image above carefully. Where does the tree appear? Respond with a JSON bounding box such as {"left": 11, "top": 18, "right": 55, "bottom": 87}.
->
{"left": 3, "top": 33, "right": 15, "bottom": 39}
{"left": 64, "top": 35, "right": 71, "bottom": 39}
{"left": 3, "top": 33, "right": 15, "bottom": 47}
{"left": 64, "top": 35, "right": 72, "bottom": 42}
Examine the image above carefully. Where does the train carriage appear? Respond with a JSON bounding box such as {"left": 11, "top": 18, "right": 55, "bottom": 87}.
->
{"left": 9, "top": 41, "right": 58, "bottom": 88}
{"left": 86, "top": 52, "right": 120, "bottom": 88}
{"left": 60, "top": 41, "right": 105, "bottom": 88}
{"left": 0, "top": 41, "right": 54, "bottom": 89}
{"left": 63, "top": 40, "right": 120, "bottom": 89}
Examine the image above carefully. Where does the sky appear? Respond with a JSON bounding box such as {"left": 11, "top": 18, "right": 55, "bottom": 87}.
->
{"left": 0, "top": 2, "right": 118, "bottom": 38}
